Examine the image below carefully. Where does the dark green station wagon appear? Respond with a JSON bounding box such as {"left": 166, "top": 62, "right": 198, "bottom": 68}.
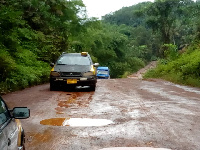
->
{"left": 50, "top": 52, "right": 99, "bottom": 91}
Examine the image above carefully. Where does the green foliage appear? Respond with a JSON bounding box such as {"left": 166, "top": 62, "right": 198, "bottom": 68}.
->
{"left": 109, "top": 57, "right": 145, "bottom": 78}
{"left": 0, "top": 48, "right": 16, "bottom": 81}
{"left": 0, "top": 0, "right": 86, "bottom": 94}
{"left": 163, "top": 44, "right": 179, "bottom": 60}
{"left": 109, "top": 62, "right": 128, "bottom": 78}
{"left": 102, "top": 2, "right": 152, "bottom": 27}
{"left": 103, "top": 0, "right": 199, "bottom": 58}
{"left": 102, "top": 0, "right": 200, "bottom": 85}
{"left": 144, "top": 45, "right": 200, "bottom": 87}
{"left": 1, "top": 0, "right": 200, "bottom": 93}
{"left": 68, "top": 21, "right": 145, "bottom": 78}
{"left": 146, "top": 0, "right": 198, "bottom": 54}
{"left": 126, "top": 57, "right": 145, "bottom": 72}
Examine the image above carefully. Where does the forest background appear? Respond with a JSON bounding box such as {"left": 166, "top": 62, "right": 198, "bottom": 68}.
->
{"left": 0, "top": 0, "right": 200, "bottom": 94}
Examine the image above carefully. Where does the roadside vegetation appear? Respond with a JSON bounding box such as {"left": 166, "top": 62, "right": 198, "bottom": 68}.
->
{"left": 103, "top": 0, "right": 200, "bottom": 88}
{"left": 144, "top": 43, "right": 200, "bottom": 87}
{"left": 0, "top": 0, "right": 200, "bottom": 93}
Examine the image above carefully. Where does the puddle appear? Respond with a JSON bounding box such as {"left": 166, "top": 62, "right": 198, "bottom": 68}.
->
{"left": 40, "top": 118, "right": 66, "bottom": 126}
{"left": 56, "top": 92, "right": 94, "bottom": 109}
{"left": 40, "top": 118, "right": 114, "bottom": 127}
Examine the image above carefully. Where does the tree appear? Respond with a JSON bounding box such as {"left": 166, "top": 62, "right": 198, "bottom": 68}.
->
{"left": 146, "top": 0, "right": 196, "bottom": 57}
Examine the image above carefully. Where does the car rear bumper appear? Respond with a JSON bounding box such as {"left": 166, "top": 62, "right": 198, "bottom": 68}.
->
{"left": 97, "top": 76, "right": 110, "bottom": 79}
{"left": 50, "top": 76, "right": 97, "bottom": 86}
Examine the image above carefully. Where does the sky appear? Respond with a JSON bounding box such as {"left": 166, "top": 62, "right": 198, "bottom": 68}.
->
{"left": 82, "top": 0, "right": 154, "bottom": 19}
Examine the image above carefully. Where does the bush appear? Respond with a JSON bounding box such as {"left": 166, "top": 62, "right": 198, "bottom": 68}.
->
{"left": 144, "top": 47, "right": 200, "bottom": 87}
{"left": 0, "top": 49, "right": 50, "bottom": 94}
{"left": 0, "top": 49, "right": 16, "bottom": 81}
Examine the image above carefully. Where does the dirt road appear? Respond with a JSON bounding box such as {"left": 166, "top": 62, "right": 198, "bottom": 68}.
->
{"left": 2, "top": 78, "right": 200, "bottom": 150}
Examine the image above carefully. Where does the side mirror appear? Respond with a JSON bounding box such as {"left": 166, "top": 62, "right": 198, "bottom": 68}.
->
{"left": 93, "top": 63, "right": 99, "bottom": 67}
{"left": 50, "top": 63, "right": 55, "bottom": 67}
{"left": 12, "top": 107, "right": 30, "bottom": 119}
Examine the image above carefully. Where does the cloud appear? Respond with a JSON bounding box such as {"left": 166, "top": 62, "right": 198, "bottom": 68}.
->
{"left": 82, "top": 0, "right": 154, "bottom": 18}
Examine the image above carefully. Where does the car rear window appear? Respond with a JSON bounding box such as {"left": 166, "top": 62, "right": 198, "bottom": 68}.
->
{"left": 56, "top": 55, "right": 91, "bottom": 65}
{"left": 97, "top": 70, "right": 109, "bottom": 75}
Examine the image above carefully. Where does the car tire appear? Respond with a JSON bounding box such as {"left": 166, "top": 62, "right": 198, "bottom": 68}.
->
{"left": 50, "top": 81, "right": 57, "bottom": 91}
{"left": 90, "top": 84, "right": 96, "bottom": 91}
{"left": 23, "top": 145, "right": 26, "bottom": 150}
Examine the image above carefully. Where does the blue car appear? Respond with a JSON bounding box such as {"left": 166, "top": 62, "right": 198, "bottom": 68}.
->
{"left": 97, "top": 67, "right": 110, "bottom": 79}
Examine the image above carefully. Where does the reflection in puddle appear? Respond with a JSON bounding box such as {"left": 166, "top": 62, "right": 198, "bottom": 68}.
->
{"left": 40, "top": 118, "right": 66, "bottom": 126}
{"left": 40, "top": 118, "right": 114, "bottom": 127}
{"left": 63, "top": 118, "right": 114, "bottom": 127}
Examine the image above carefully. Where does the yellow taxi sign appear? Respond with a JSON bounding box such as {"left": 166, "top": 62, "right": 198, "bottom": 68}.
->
{"left": 81, "top": 52, "right": 88, "bottom": 56}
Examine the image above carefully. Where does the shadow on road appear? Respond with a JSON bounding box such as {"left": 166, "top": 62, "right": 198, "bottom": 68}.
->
{"left": 50, "top": 86, "right": 94, "bottom": 92}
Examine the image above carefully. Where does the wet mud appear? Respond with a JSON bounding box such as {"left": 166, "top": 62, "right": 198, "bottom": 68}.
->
{"left": 2, "top": 79, "right": 200, "bottom": 150}
{"left": 27, "top": 129, "right": 53, "bottom": 147}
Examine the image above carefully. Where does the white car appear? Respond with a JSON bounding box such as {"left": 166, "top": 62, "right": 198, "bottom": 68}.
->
{"left": 0, "top": 96, "right": 30, "bottom": 150}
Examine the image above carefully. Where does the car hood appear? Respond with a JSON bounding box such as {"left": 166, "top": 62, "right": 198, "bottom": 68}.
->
{"left": 99, "top": 148, "right": 171, "bottom": 150}
{"left": 54, "top": 65, "right": 91, "bottom": 72}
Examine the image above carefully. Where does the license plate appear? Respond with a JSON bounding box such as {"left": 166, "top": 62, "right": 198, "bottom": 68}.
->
{"left": 67, "top": 79, "right": 77, "bottom": 84}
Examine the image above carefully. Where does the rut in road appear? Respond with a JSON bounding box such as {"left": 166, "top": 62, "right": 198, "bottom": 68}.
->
{"left": 2, "top": 78, "right": 200, "bottom": 150}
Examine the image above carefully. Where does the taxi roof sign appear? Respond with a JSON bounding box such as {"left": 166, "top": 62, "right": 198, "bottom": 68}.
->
{"left": 81, "top": 52, "right": 88, "bottom": 56}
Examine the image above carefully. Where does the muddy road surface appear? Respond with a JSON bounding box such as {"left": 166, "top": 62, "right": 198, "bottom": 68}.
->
{"left": 2, "top": 78, "right": 200, "bottom": 150}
